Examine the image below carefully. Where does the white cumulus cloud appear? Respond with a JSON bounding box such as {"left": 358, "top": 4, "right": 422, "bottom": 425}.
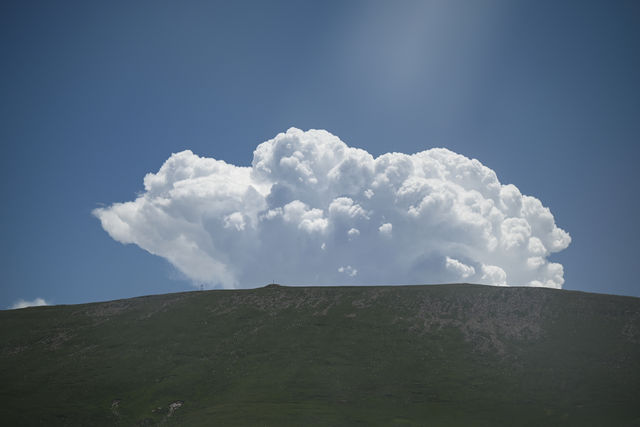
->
{"left": 338, "top": 265, "right": 358, "bottom": 277}
{"left": 445, "top": 257, "right": 476, "bottom": 279}
{"left": 10, "top": 298, "right": 49, "bottom": 310}
{"left": 94, "top": 128, "right": 571, "bottom": 289}
{"left": 378, "top": 223, "right": 393, "bottom": 237}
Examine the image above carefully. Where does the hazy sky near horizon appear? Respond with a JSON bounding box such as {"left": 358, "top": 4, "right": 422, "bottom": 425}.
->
{"left": 1, "top": 0, "right": 639, "bottom": 307}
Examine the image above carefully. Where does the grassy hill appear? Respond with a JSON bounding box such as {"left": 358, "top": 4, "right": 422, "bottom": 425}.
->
{"left": 1, "top": 283, "right": 639, "bottom": 426}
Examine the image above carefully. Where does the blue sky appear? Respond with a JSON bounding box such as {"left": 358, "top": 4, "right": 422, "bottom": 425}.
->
{"left": 1, "top": 0, "right": 639, "bottom": 307}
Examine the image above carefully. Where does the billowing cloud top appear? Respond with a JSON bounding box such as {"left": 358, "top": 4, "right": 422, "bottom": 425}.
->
{"left": 94, "top": 128, "right": 570, "bottom": 289}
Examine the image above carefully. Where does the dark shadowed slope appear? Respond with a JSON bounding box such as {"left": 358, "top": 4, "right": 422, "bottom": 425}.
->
{"left": 1, "top": 284, "right": 639, "bottom": 426}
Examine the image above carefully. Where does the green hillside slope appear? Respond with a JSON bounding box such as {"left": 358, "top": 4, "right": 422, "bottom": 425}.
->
{"left": 1, "top": 284, "right": 639, "bottom": 426}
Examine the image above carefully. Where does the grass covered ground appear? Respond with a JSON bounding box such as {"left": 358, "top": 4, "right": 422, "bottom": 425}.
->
{"left": 1, "top": 284, "right": 639, "bottom": 426}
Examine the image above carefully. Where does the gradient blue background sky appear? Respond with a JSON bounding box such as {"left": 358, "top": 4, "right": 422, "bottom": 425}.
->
{"left": 2, "top": 0, "right": 639, "bottom": 307}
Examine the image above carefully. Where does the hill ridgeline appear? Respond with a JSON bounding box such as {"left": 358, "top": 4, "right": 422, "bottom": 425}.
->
{"left": 1, "top": 284, "right": 639, "bottom": 426}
